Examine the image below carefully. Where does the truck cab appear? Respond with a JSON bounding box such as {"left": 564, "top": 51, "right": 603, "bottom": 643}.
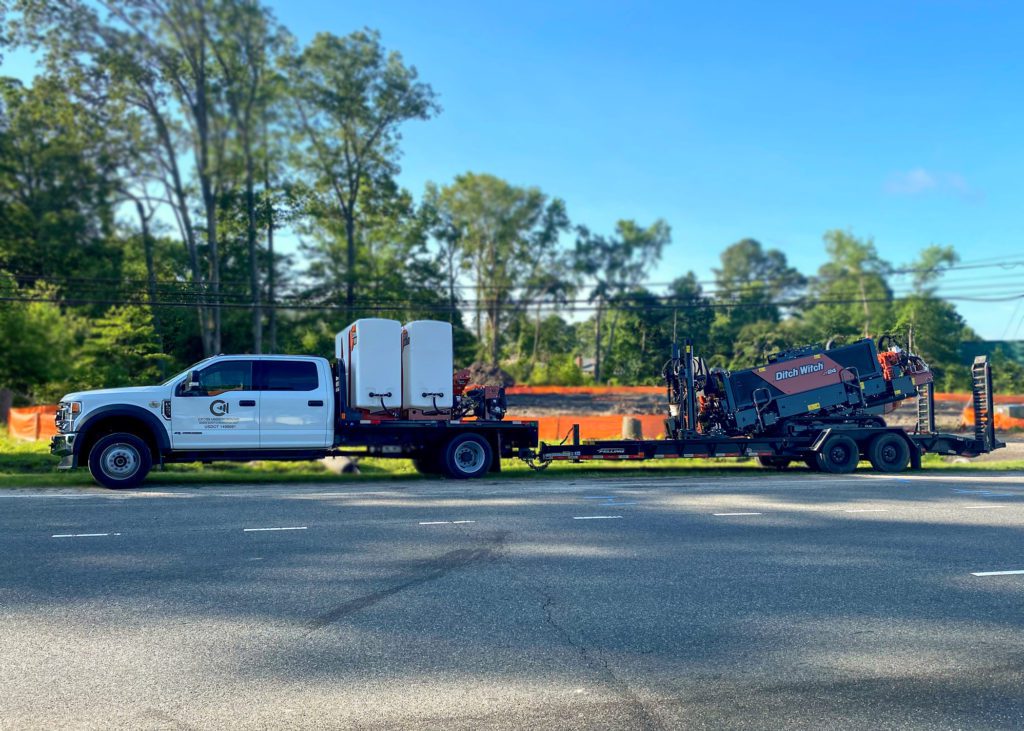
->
{"left": 52, "top": 355, "right": 335, "bottom": 487}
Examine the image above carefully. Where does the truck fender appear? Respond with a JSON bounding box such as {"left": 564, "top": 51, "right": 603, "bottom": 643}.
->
{"left": 73, "top": 405, "right": 170, "bottom": 466}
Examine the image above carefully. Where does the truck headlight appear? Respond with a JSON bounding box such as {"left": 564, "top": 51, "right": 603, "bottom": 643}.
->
{"left": 69, "top": 402, "right": 82, "bottom": 415}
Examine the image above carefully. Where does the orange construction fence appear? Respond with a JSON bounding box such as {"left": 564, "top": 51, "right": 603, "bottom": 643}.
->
{"left": 960, "top": 404, "right": 1024, "bottom": 430}
{"left": 7, "top": 405, "right": 59, "bottom": 442}
{"left": 525, "top": 414, "right": 667, "bottom": 441}
{"left": 507, "top": 385, "right": 663, "bottom": 395}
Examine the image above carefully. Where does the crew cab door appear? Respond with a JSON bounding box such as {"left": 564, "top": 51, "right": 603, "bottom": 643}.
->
{"left": 256, "top": 359, "right": 331, "bottom": 448}
{"left": 171, "top": 359, "right": 260, "bottom": 449}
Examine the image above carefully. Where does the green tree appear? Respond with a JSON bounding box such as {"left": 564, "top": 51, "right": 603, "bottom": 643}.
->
{"left": 78, "top": 305, "right": 171, "bottom": 389}
{"left": 893, "top": 246, "right": 973, "bottom": 391}
{"left": 709, "top": 239, "right": 804, "bottom": 363}
{"left": 575, "top": 219, "right": 669, "bottom": 383}
{"left": 0, "top": 77, "right": 121, "bottom": 288}
{"left": 804, "top": 230, "right": 893, "bottom": 341}
{"left": 431, "top": 173, "right": 569, "bottom": 365}
{"left": 0, "top": 272, "right": 85, "bottom": 402}
{"left": 211, "top": 0, "right": 286, "bottom": 352}
{"left": 288, "top": 29, "right": 439, "bottom": 319}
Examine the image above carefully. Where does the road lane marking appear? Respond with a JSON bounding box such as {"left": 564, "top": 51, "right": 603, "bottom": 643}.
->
{"left": 713, "top": 512, "right": 763, "bottom": 516}
{"left": 972, "top": 570, "right": 1024, "bottom": 577}
{"left": 52, "top": 533, "right": 120, "bottom": 538}
{"left": 452, "top": 520, "right": 475, "bottom": 524}
{"left": 845, "top": 509, "right": 888, "bottom": 513}
{"left": 419, "top": 521, "right": 450, "bottom": 525}
{"left": 573, "top": 515, "right": 623, "bottom": 520}
{"left": 243, "top": 526, "right": 307, "bottom": 532}
{"left": 963, "top": 505, "right": 1008, "bottom": 510}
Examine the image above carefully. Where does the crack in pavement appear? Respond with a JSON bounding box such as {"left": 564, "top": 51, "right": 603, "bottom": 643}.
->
{"left": 535, "top": 583, "right": 667, "bottom": 731}
{"left": 306, "top": 530, "right": 509, "bottom": 632}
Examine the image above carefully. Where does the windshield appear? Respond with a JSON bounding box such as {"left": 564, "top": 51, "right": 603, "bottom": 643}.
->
{"left": 161, "top": 357, "right": 216, "bottom": 387}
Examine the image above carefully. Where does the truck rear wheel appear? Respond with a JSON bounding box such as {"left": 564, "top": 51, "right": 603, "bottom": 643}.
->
{"left": 88, "top": 432, "right": 152, "bottom": 489}
{"left": 441, "top": 433, "right": 493, "bottom": 479}
{"left": 814, "top": 434, "right": 859, "bottom": 474}
{"left": 867, "top": 433, "right": 910, "bottom": 473}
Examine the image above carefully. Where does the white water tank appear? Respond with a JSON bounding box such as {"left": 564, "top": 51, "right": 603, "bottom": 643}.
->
{"left": 402, "top": 320, "right": 454, "bottom": 411}
{"left": 338, "top": 318, "right": 402, "bottom": 412}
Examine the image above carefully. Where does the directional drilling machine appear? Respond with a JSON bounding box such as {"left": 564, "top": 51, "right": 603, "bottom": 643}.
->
{"left": 664, "top": 335, "right": 934, "bottom": 440}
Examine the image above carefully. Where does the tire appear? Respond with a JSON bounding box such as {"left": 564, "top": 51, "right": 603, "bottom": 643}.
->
{"left": 867, "top": 432, "right": 910, "bottom": 473}
{"left": 813, "top": 434, "right": 860, "bottom": 474}
{"left": 412, "top": 452, "right": 442, "bottom": 475}
{"left": 440, "top": 433, "right": 493, "bottom": 479}
{"left": 757, "top": 456, "right": 792, "bottom": 470}
{"left": 803, "top": 455, "right": 821, "bottom": 471}
{"left": 88, "top": 432, "right": 152, "bottom": 489}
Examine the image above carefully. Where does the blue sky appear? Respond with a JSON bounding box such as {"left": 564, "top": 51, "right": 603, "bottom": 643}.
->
{"left": 5, "top": 1, "right": 1023, "bottom": 337}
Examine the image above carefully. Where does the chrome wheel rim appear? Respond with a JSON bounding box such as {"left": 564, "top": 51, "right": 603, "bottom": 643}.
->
{"left": 454, "top": 442, "right": 485, "bottom": 473}
{"left": 101, "top": 443, "right": 140, "bottom": 479}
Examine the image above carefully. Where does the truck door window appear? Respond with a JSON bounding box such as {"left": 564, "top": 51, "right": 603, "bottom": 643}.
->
{"left": 257, "top": 361, "right": 319, "bottom": 391}
{"left": 186, "top": 361, "right": 254, "bottom": 396}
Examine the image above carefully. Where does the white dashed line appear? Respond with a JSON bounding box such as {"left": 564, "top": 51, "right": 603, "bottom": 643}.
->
{"left": 713, "top": 512, "right": 763, "bottom": 516}
{"left": 963, "top": 505, "right": 1009, "bottom": 510}
{"left": 573, "top": 515, "right": 623, "bottom": 520}
{"left": 52, "top": 533, "right": 120, "bottom": 538}
{"left": 972, "top": 570, "right": 1024, "bottom": 577}
{"left": 242, "top": 526, "right": 307, "bottom": 532}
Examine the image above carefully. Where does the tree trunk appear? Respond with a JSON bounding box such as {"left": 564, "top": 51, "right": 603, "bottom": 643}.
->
{"left": 194, "top": 13, "right": 220, "bottom": 353}
{"left": 263, "top": 121, "right": 276, "bottom": 353}
{"left": 447, "top": 246, "right": 457, "bottom": 326}
{"left": 134, "top": 198, "right": 165, "bottom": 377}
{"left": 489, "top": 299, "right": 500, "bottom": 366}
{"left": 151, "top": 104, "right": 211, "bottom": 356}
{"left": 345, "top": 212, "right": 356, "bottom": 320}
{"left": 859, "top": 275, "right": 870, "bottom": 337}
{"left": 532, "top": 301, "right": 542, "bottom": 362}
{"left": 593, "top": 300, "right": 603, "bottom": 384}
{"left": 607, "top": 309, "right": 620, "bottom": 380}
{"left": 243, "top": 127, "right": 261, "bottom": 354}
{"left": 0, "top": 388, "right": 13, "bottom": 426}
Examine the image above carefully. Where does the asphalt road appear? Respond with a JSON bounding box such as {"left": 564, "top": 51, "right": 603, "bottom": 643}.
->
{"left": 3, "top": 471, "right": 1024, "bottom": 730}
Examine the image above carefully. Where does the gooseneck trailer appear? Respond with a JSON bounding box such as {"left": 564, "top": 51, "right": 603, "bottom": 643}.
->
{"left": 531, "top": 338, "right": 1002, "bottom": 474}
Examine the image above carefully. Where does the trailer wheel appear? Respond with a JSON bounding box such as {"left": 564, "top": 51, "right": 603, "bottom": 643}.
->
{"left": 867, "top": 433, "right": 910, "bottom": 473}
{"left": 757, "top": 456, "right": 792, "bottom": 470}
{"left": 88, "top": 432, "right": 152, "bottom": 489}
{"left": 814, "top": 434, "right": 859, "bottom": 474}
{"left": 441, "top": 433, "right": 493, "bottom": 479}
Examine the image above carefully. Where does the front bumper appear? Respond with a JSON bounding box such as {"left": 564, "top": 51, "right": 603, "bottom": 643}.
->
{"left": 50, "top": 434, "right": 77, "bottom": 469}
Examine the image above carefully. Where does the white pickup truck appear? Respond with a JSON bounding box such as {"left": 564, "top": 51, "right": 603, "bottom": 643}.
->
{"left": 51, "top": 324, "right": 538, "bottom": 488}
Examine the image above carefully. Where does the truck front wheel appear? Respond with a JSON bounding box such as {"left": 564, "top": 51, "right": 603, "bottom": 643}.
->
{"left": 88, "top": 433, "right": 152, "bottom": 489}
{"left": 441, "top": 434, "right": 493, "bottom": 479}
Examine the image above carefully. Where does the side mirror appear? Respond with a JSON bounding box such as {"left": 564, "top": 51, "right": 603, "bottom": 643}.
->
{"left": 186, "top": 370, "right": 201, "bottom": 393}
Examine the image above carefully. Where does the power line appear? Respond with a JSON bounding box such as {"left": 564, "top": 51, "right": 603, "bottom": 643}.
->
{"left": 3, "top": 292, "right": 1023, "bottom": 314}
